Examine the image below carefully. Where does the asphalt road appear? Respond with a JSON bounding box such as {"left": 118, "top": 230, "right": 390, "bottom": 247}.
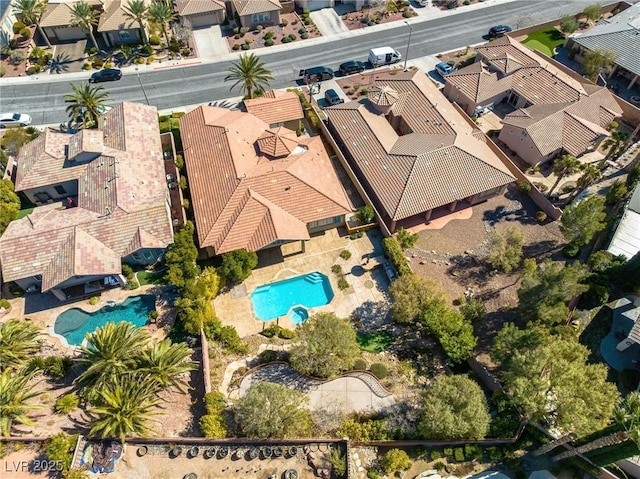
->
{"left": 2, "top": 0, "right": 604, "bottom": 125}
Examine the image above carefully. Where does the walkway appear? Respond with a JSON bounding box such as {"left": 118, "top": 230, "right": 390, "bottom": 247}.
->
{"left": 237, "top": 363, "right": 395, "bottom": 415}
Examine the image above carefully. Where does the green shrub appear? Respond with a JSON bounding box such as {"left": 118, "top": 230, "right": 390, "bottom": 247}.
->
{"left": 454, "top": 447, "right": 465, "bottom": 462}
{"left": 122, "top": 264, "right": 134, "bottom": 279}
{"left": 45, "top": 433, "right": 78, "bottom": 474}
{"left": 200, "top": 413, "right": 227, "bottom": 438}
{"left": 430, "top": 450, "right": 442, "bottom": 460}
{"left": 26, "top": 65, "right": 39, "bottom": 75}
{"left": 232, "top": 43, "right": 241, "bottom": 50}
{"left": 397, "top": 227, "right": 418, "bottom": 249}
{"left": 126, "top": 279, "right": 139, "bottom": 290}
{"left": 443, "top": 447, "right": 453, "bottom": 457}
{"left": 361, "top": 87, "right": 369, "bottom": 95}
{"left": 54, "top": 393, "right": 80, "bottom": 415}
{"left": 298, "top": 28, "right": 307, "bottom": 34}
{"left": 382, "top": 237, "right": 412, "bottom": 276}
{"left": 19, "top": 27, "right": 31, "bottom": 39}
{"left": 240, "top": 27, "right": 249, "bottom": 35}
{"left": 241, "top": 43, "right": 250, "bottom": 50}
{"left": 301, "top": 32, "right": 309, "bottom": 39}
{"left": 535, "top": 210, "right": 548, "bottom": 223}
{"left": 486, "top": 446, "right": 503, "bottom": 461}
{"left": 517, "top": 181, "right": 532, "bottom": 194}
{"left": 367, "top": 469, "right": 381, "bottom": 479}
{"left": 159, "top": 121, "right": 171, "bottom": 132}
{"left": 331, "top": 264, "right": 343, "bottom": 274}
{"left": 148, "top": 310, "right": 159, "bottom": 322}
{"left": 0, "top": 64, "right": 6, "bottom": 77}
{"left": 304, "top": 17, "right": 312, "bottom": 25}
{"left": 281, "top": 19, "right": 289, "bottom": 26}
{"left": 10, "top": 49, "right": 26, "bottom": 64}
{"left": 264, "top": 39, "right": 274, "bottom": 46}
{"left": 357, "top": 205, "right": 375, "bottom": 224}
{"left": 402, "top": 9, "right": 413, "bottom": 18}
{"left": 0, "top": 298, "right": 10, "bottom": 309}
{"left": 353, "top": 358, "right": 367, "bottom": 370}
{"left": 89, "top": 296, "right": 99, "bottom": 305}
{"left": 44, "top": 356, "right": 73, "bottom": 378}
{"left": 369, "top": 363, "right": 388, "bottom": 379}
{"left": 340, "top": 250, "right": 352, "bottom": 260}
{"left": 434, "top": 461, "right": 446, "bottom": 471}
{"left": 149, "top": 34, "right": 161, "bottom": 45}
{"left": 261, "top": 324, "right": 280, "bottom": 338}
{"left": 258, "top": 349, "right": 278, "bottom": 363}
{"left": 278, "top": 328, "right": 296, "bottom": 340}
{"left": 282, "top": 36, "right": 292, "bottom": 43}
{"left": 12, "top": 21, "right": 24, "bottom": 34}
{"left": 338, "top": 276, "right": 349, "bottom": 290}
{"left": 562, "top": 243, "right": 580, "bottom": 258}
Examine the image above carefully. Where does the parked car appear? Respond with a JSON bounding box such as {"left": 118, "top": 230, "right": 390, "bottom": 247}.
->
{"left": 488, "top": 25, "right": 512, "bottom": 38}
{"left": 324, "top": 89, "right": 345, "bottom": 106}
{"left": 302, "top": 66, "right": 335, "bottom": 83}
{"left": 0, "top": 112, "right": 32, "bottom": 128}
{"left": 435, "top": 62, "right": 455, "bottom": 77}
{"left": 339, "top": 60, "right": 366, "bottom": 76}
{"left": 89, "top": 68, "right": 122, "bottom": 83}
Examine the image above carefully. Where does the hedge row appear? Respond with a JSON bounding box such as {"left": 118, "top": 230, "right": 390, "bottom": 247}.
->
{"left": 382, "top": 237, "right": 412, "bottom": 276}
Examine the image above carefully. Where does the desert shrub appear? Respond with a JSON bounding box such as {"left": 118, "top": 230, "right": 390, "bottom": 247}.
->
{"left": 264, "top": 39, "right": 274, "bottom": 46}
{"left": 19, "top": 27, "right": 31, "bottom": 39}
{"left": 240, "top": 27, "right": 249, "bottom": 35}
{"left": 536, "top": 211, "right": 548, "bottom": 223}
{"left": 257, "top": 349, "right": 278, "bottom": 363}
{"left": 54, "top": 393, "right": 80, "bottom": 415}
{"left": 338, "top": 276, "right": 349, "bottom": 290}
{"left": 149, "top": 35, "right": 161, "bottom": 45}
{"left": 89, "top": 296, "right": 99, "bottom": 305}
{"left": 122, "top": 264, "right": 134, "bottom": 279}
{"left": 82, "top": 63, "right": 92, "bottom": 70}
{"left": 148, "top": 310, "right": 158, "bottom": 322}
{"left": 288, "top": 34, "right": 297, "bottom": 41}
{"left": 562, "top": 243, "right": 580, "bottom": 258}
{"left": 382, "top": 237, "right": 412, "bottom": 276}
{"left": 397, "top": 227, "right": 418, "bottom": 249}
{"left": 340, "top": 250, "right": 352, "bottom": 260}
{"left": 282, "top": 36, "right": 292, "bottom": 43}
{"left": 402, "top": 10, "right": 413, "bottom": 17}
{"left": 44, "top": 356, "right": 73, "bottom": 378}
{"left": 145, "top": 56, "right": 154, "bottom": 64}
{"left": 232, "top": 43, "right": 241, "bottom": 50}
{"left": 0, "top": 298, "right": 10, "bottom": 309}
{"left": 562, "top": 183, "right": 576, "bottom": 193}
{"left": 361, "top": 87, "right": 369, "bottom": 95}
{"left": 261, "top": 324, "right": 280, "bottom": 338}
{"left": 12, "top": 22, "right": 24, "bottom": 33}
{"left": 26, "top": 65, "right": 39, "bottom": 75}
{"left": 10, "top": 49, "right": 26, "bottom": 64}
{"left": 241, "top": 43, "right": 250, "bottom": 50}
{"left": 301, "top": 32, "right": 309, "bottom": 39}
{"left": 517, "top": 181, "right": 532, "bottom": 193}
{"left": 454, "top": 448, "right": 465, "bottom": 462}
{"left": 256, "top": 25, "right": 263, "bottom": 31}
{"left": 367, "top": 469, "right": 381, "bottom": 479}
{"left": 304, "top": 17, "right": 312, "bottom": 25}
{"left": 281, "top": 19, "right": 289, "bottom": 26}
{"left": 298, "top": 28, "right": 307, "bottom": 34}
{"left": 263, "top": 31, "right": 275, "bottom": 40}
{"left": 0, "top": 64, "right": 6, "bottom": 77}
{"left": 353, "top": 358, "right": 367, "bottom": 370}
{"left": 93, "top": 57, "right": 104, "bottom": 68}
{"left": 369, "top": 363, "right": 388, "bottom": 379}
{"left": 181, "top": 48, "right": 191, "bottom": 56}
{"left": 140, "top": 44, "right": 153, "bottom": 55}
{"left": 331, "top": 264, "right": 343, "bottom": 274}
{"left": 430, "top": 450, "right": 442, "bottom": 460}
{"left": 126, "top": 279, "right": 139, "bottom": 290}
{"left": 233, "top": 26, "right": 239, "bottom": 34}
{"left": 278, "top": 328, "right": 296, "bottom": 340}
{"left": 45, "top": 433, "right": 78, "bottom": 474}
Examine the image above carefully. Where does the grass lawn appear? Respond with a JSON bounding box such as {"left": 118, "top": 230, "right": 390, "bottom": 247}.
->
{"left": 136, "top": 270, "right": 167, "bottom": 286}
{"left": 17, "top": 207, "right": 34, "bottom": 219}
{"left": 522, "top": 28, "right": 566, "bottom": 57}
{"left": 356, "top": 331, "right": 394, "bottom": 353}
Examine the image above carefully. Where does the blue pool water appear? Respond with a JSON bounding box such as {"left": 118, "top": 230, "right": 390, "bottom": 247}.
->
{"left": 289, "top": 307, "right": 309, "bottom": 325}
{"left": 54, "top": 295, "right": 156, "bottom": 346}
{"left": 251, "top": 272, "right": 334, "bottom": 322}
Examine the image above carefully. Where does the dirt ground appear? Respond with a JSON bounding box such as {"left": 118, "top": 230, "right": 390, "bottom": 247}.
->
{"left": 341, "top": 6, "right": 416, "bottom": 31}
{"left": 408, "top": 185, "right": 565, "bottom": 352}
{"left": 225, "top": 12, "right": 321, "bottom": 51}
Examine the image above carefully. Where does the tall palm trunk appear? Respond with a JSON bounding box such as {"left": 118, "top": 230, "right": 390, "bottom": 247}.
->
{"left": 554, "top": 430, "right": 629, "bottom": 462}
{"left": 137, "top": 20, "right": 147, "bottom": 45}
{"left": 548, "top": 173, "right": 566, "bottom": 196}
{"left": 531, "top": 433, "right": 577, "bottom": 457}
{"left": 86, "top": 25, "right": 99, "bottom": 50}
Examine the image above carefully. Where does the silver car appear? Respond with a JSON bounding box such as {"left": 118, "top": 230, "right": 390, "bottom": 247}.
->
{"left": 0, "top": 112, "right": 32, "bottom": 128}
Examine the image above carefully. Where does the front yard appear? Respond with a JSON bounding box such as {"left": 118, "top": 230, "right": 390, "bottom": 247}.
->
{"left": 341, "top": 0, "right": 416, "bottom": 30}
{"left": 521, "top": 27, "right": 566, "bottom": 57}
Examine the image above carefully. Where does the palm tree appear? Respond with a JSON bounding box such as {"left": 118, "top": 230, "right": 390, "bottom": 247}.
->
{"left": 88, "top": 373, "right": 161, "bottom": 444}
{"left": 75, "top": 321, "right": 150, "bottom": 391}
{"left": 134, "top": 339, "right": 195, "bottom": 394}
{"left": 554, "top": 392, "right": 640, "bottom": 462}
{"left": 0, "top": 369, "right": 43, "bottom": 436}
{"left": 566, "top": 163, "right": 601, "bottom": 204}
{"left": 11, "top": 0, "right": 51, "bottom": 48}
{"left": 146, "top": 0, "right": 176, "bottom": 48}
{"left": 224, "top": 53, "right": 274, "bottom": 100}
{"left": 122, "top": 0, "right": 148, "bottom": 45}
{"left": 67, "top": 1, "right": 99, "bottom": 49}
{"left": 602, "top": 130, "right": 630, "bottom": 161}
{"left": 548, "top": 154, "right": 581, "bottom": 196}
{"left": 64, "top": 82, "right": 110, "bottom": 129}
{"left": 0, "top": 319, "right": 42, "bottom": 371}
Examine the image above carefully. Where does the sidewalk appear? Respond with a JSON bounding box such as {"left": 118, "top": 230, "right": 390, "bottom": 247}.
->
{"left": 0, "top": 0, "right": 518, "bottom": 87}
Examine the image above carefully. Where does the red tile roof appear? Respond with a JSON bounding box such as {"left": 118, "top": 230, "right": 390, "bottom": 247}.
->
{"left": 176, "top": 0, "right": 224, "bottom": 16}
{"left": 179, "top": 105, "right": 351, "bottom": 254}
{"left": 0, "top": 103, "right": 174, "bottom": 291}
{"left": 243, "top": 90, "right": 304, "bottom": 126}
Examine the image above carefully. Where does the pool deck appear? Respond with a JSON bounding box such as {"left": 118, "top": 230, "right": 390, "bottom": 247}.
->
{"left": 214, "top": 228, "right": 390, "bottom": 337}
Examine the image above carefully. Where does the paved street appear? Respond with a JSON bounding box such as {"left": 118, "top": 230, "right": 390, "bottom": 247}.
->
{"left": 0, "top": 0, "right": 611, "bottom": 125}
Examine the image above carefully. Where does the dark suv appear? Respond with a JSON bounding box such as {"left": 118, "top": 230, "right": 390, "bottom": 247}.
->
{"left": 90, "top": 68, "right": 122, "bottom": 83}
{"left": 302, "top": 66, "right": 335, "bottom": 83}
{"left": 488, "top": 25, "right": 512, "bottom": 38}
{"left": 339, "top": 60, "right": 366, "bottom": 76}
{"left": 324, "top": 89, "right": 344, "bottom": 106}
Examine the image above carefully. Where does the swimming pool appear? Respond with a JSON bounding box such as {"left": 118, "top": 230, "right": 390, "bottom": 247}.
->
{"left": 251, "top": 272, "right": 334, "bottom": 322}
{"left": 54, "top": 295, "right": 156, "bottom": 346}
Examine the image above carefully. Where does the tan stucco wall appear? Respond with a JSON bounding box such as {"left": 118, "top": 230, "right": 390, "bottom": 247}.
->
{"left": 498, "top": 125, "right": 556, "bottom": 166}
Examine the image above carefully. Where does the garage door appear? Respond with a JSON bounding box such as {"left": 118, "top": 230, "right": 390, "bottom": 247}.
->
{"left": 189, "top": 13, "right": 219, "bottom": 28}
{"left": 53, "top": 26, "right": 86, "bottom": 42}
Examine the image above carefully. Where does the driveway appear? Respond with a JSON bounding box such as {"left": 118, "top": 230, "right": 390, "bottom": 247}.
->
{"left": 310, "top": 8, "right": 350, "bottom": 36}
{"left": 192, "top": 25, "right": 228, "bottom": 61}
{"left": 50, "top": 40, "right": 87, "bottom": 74}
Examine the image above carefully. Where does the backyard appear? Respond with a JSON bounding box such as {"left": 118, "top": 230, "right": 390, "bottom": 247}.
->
{"left": 521, "top": 27, "right": 566, "bottom": 57}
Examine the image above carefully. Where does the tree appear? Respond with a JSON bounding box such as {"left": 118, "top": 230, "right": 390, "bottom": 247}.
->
{"left": 605, "top": 180, "right": 628, "bottom": 206}
{"left": 0, "top": 178, "right": 20, "bottom": 236}
{"left": 224, "top": 53, "right": 274, "bottom": 100}
{"left": 88, "top": 373, "right": 161, "bottom": 444}
{"left": 582, "top": 48, "right": 618, "bottom": 81}
{"left": 567, "top": 163, "right": 601, "bottom": 203}
{"left": 460, "top": 297, "right": 486, "bottom": 323}
{"left": 218, "top": 248, "right": 258, "bottom": 283}
{"left": 64, "top": 82, "right": 110, "bottom": 129}
{"left": 560, "top": 15, "right": 579, "bottom": 34}
{"left": 560, "top": 196, "right": 607, "bottom": 246}
{"left": 234, "top": 382, "right": 312, "bottom": 438}
{"left": 0, "top": 319, "right": 41, "bottom": 371}
{"left": 146, "top": 0, "right": 175, "bottom": 48}
{"left": 422, "top": 304, "right": 477, "bottom": 363}
{"left": 356, "top": 204, "right": 374, "bottom": 224}
{"left": 289, "top": 312, "right": 360, "bottom": 378}
{"left": 164, "top": 221, "right": 199, "bottom": 291}
{"left": 0, "top": 369, "right": 43, "bottom": 436}
{"left": 122, "top": 0, "right": 148, "bottom": 45}
{"left": 67, "top": 1, "right": 99, "bottom": 49}
{"left": 389, "top": 274, "right": 447, "bottom": 324}
{"left": 491, "top": 325, "right": 619, "bottom": 436}
{"left": 518, "top": 259, "right": 589, "bottom": 325}
{"left": 418, "top": 375, "right": 490, "bottom": 439}
{"left": 548, "top": 155, "right": 581, "bottom": 196}
{"left": 380, "top": 449, "right": 411, "bottom": 475}
{"left": 134, "top": 339, "right": 195, "bottom": 393}
{"left": 75, "top": 321, "right": 150, "bottom": 391}
{"left": 486, "top": 226, "right": 524, "bottom": 273}
{"left": 396, "top": 227, "right": 418, "bottom": 249}
{"left": 0, "top": 125, "right": 40, "bottom": 156}
{"left": 11, "top": 0, "right": 50, "bottom": 47}
{"left": 554, "top": 392, "right": 640, "bottom": 461}
{"left": 582, "top": 3, "right": 602, "bottom": 25}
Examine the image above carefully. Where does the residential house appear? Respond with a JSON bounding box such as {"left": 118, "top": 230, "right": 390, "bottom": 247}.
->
{"left": 175, "top": 0, "right": 226, "bottom": 28}
{"left": 569, "top": 2, "right": 640, "bottom": 90}
{"left": 443, "top": 35, "right": 622, "bottom": 165}
{"left": 325, "top": 69, "right": 516, "bottom": 233}
{"left": 614, "top": 296, "right": 640, "bottom": 352}
{"left": 0, "top": 102, "right": 174, "bottom": 301}
{"left": 231, "top": 0, "right": 281, "bottom": 29}
{"left": 243, "top": 89, "right": 304, "bottom": 131}
{"left": 97, "top": 0, "right": 146, "bottom": 46}
{"left": 40, "top": 0, "right": 102, "bottom": 43}
{"left": 294, "top": 0, "right": 370, "bottom": 11}
{"left": 178, "top": 104, "right": 351, "bottom": 256}
{"left": 608, "top": 184, "right": 640, "bottom": 260}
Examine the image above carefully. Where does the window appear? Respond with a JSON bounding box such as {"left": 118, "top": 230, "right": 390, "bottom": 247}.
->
{"left": 118, "top": 30, "right": 131, "bottom": 41}
{"left": 308, "top": 216, "right": 341, "bottom": 229}
{"left": 54, "top": 185, "right": 67, "bottom": 195}
{"left": 251, "top": 12, "right": 270, "bottom": 24}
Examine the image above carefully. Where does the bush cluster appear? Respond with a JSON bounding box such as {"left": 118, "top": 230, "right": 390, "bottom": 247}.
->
{"left": 260, "top": 324, "right": 296, "bottom": 339}
{"left": 199, "top": 392, "right": 228, "bottom": 438}
{"left": 369, "top": 362, "right": 388, "bottom": 379}
{"left": 382, "top": 237, "right": 411, "bottom": 276}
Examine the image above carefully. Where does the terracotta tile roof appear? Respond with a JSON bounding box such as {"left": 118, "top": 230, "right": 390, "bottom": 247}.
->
{"left": 97, "top": 0, "right": 138, "bottom": 32}
{"left": 445, "top": 61, "right": 511, "bottom": 103}
{"left": 175, "top": 0, "right": 224, "bottom": 16}
{"left": 179, "top": 105, "right": 351, "bottom": 254}
{"left": 257, "top": 127, "right": 300, "bottom": 157}
{"left": 326, "top": 70, "right": 515, "bottom": 222}
{"left": 0, "top": 102, "right": 173, "bottom": 290}
{"left": 368, "top": 85, "right": 400, "bottom": 106}
{"left": 232, "top": 0, "right": 280, "bottom": 16}
{"left": 41, "top": 0, "right": 102, "bottom": 28}
{"left": 243, "top": 90, "right": 304, "bottom": 126}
